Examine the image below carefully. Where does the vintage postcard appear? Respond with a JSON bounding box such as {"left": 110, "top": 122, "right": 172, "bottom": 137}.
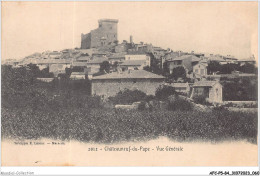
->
{"left": 1, "top": 1, "right": 258, "bottom": 170}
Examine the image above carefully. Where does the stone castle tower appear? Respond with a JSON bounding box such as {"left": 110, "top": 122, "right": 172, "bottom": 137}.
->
{"left": 81, "top": 19, "right": 118, "bottom": 49}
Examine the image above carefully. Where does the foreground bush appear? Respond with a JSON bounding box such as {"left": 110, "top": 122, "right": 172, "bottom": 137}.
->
{"left": 193, "top": 95, "right": 210, "bottom": 105}
{"left": 1, "top": 107, "right": 257, "bottom": 144}
{"left": 168, "top": 95, "right": 193, "bottom": 111}
{"left": 155, "top": 85, "right": 177, "bottom": 100}
{"left": 109, "top": 89, "right": 147, "bottom": 105}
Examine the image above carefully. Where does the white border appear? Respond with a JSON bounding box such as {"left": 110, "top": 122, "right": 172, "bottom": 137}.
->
{"left": 0, "top": 0, "right": 259, "bottom": 175}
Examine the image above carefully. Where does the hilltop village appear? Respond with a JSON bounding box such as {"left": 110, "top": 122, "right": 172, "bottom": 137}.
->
{"left": 2, "top": 19, "right": 258, "bottom": 145}
{"left": 3, "top": 19, "right": 257, "bottom": 104}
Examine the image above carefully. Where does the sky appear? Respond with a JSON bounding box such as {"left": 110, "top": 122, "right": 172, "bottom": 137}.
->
{"left": 1, "top": 1, "right": 258, "bottom": 60}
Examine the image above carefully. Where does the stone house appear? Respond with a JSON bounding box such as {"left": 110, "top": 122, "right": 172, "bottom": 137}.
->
{"left": 91, "top": 70, "right": 165, "bottom": 98}
{"left": 191, "top": 81, "right": 222, "bottom": 103}
{"left": 171, "top": 83, "right": 190, "bottom": 94}
{"left": 87, "top": 57, "right": 109, "bottom": 74}
{"left": 124, "top": 54, "right": 151, "bottom": 67}
{"left": 48, "top": 51, "right": 62, "bottom": 59}
{"left": 166, "top": 55, "right": 201, "bottom": 74}
{"left": 193, "top": 62, "right": 208, "bottom": 78}
{"left": 120, "top": 60, "right": 147, "bottom": 71}
{"left": 108, "top": 52, "right": 127, "bottom": 65}
{"left": 49, "top": 64, "right": 70, "bottom": 77}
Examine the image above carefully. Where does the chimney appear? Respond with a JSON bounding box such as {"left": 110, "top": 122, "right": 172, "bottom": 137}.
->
{"left": 130, "top": 35, "right": 133, "bottom": 43}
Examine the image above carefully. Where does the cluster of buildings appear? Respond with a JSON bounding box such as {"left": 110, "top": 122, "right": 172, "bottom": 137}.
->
{"left": 3, "top": 19, "right": 257, "bottom": 104}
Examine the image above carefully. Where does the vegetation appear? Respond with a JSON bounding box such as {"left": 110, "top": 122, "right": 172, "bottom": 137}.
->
{"left": 155, "top": 85, "right": 177, "bottom": 100}
{"left": 221, "top": 77, "right": 257, "bottom": 101}
{"left": 109, "top": 89, "right": 147, "bottom": 105}
{"left": 2, "top": 108, "right": 257, "bottom": 144}
{"left": 168, "top": 95, "right": 193, "bottom": 111}
{"left": 99, "top": 61, "right": 110, "bottom": 73}
{"left": 169, "top": 66, "right": 187, "bottom": 81}
{"left": 1, "top": 65, "right": 258, "bottom": 144}
{"left": 207, "top": 61, "right": 258, "bottom": 75}
{"left": 193, "top": 95, "right": 209, "bottom": 105}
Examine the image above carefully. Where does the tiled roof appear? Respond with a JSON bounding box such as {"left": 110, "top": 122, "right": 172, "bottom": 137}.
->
{"left": 108, "top": 52, "right": 127, "bottom": 58}
{"left": 120, "top": 60, "right": 145, "bottom": 66}
{"left": 92, "top": 70, "right": 165, "bottom": 80}
{"left": 88, "top": 57, "right": 108, "bottom": 64}
{"left": 172, "top": 55, "right": 201, "bottom": 62}
{"left": 172, "top": 83, "right": 189, "bottom": 88}
{"left": 237, "top": 58, "right": 256, "bottom": 62}
{"left": 36, "top": 59, "right": 71, "bottom": 64}
{"left": 72, "top": 62, "right": 88, "bottom": 67}
{"left": 208, "top": 56, "right": 225, "bottom": 62}
{"left": 49, "top": 64, "right": 66, "bottom": 72}
{"left": 193, "top": 81, "right": 220, "bottom": 87}
{"left": 194, "top": 62, "right": 208, "bottom": 67}
{"left": 71, "top": 72, "right": 85, "bottom": 75}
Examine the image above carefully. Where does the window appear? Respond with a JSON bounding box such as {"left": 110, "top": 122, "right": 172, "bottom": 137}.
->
{"left": 195, "top": 69, "right": 198, "bottom": 73}
{"left": 200, "top": 69, "right": 204, "bottom": 75}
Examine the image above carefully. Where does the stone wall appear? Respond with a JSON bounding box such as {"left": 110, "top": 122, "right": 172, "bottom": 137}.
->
{"left": 92, "top": 79, "right": 163, "bottom": 98}
{"left": 208, "top": 83, "right": 222, "bottom": 103}
{"left": 81, "top": 19, "right": 118, "bottom": 49}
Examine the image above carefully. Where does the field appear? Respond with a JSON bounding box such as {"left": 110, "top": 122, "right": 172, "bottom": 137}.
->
{"left": 1, "top": 107, "right": 257, "bottom": 144}
{"left": 1, "top": 65, "right": 258, "bottom": 144}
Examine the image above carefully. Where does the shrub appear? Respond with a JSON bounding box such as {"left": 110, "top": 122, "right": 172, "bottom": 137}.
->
{"left": 145, "top": 95, "right": 155, "bottom": 102}
{"left": 138, "top": 101, "right": 147, "bottom": 111}
{"left": 168, "top": 96, "right": 193, "bottom": 111}
{"left": 155, "top": 85, "right": 177, "bottom": 100}
{"left": 109, "top": 89, "right": 147, "bottom": 105}
{"left": 212, "top": 105, "right": 226, "bottom": 111}
{"left": 193, "top": 95, "right": 209, "bottom": 105}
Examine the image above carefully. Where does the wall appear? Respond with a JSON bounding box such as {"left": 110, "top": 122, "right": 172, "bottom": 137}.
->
{"left": 125, "top": 55, "right": 150, "bottom": 67}
{"left": 81, "top": 20, "right": 118, "bottom": 49}
{"left": 87, "top": 64, "right": 100, "bottom": 74}
{"left": 193, "top": 63, "right": 207, "bottom": 76}
{"left": 92, "top": 79, "right": 163, "bottom": 98}
{"left": 208, "top": 83, "right": 222, "bottom": 103}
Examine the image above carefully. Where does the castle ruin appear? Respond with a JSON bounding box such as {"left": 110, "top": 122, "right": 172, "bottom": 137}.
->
{"left": 81, "top": 19, "right": 118, "bottom": 49}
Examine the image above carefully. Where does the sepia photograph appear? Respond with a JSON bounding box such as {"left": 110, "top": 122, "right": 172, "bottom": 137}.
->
{"left": 1, "top": 1, "right": 258, "bottom": 171}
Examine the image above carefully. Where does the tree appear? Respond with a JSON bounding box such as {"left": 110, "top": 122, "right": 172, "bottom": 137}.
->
{"left": 100, "top": 61, "right": 110, "bottom": 73}
{"left": 207, "top": 61, "right": 221, "bottom": 74}
{"left": 169, "top": 66, "right": 187, "bottom": 81}
{"left": 220, "top": 63, "right": 239, "bottom": 74}
{"left": 162, "top": 61, "right": 169, "bottom": 76}
{"left": 109, "top": 89, "right": 147, "bottom": 104}
{"left": 155, "top": 85, "right": 177, "bottom": 100}
{"left": 239, "top": 63, "right": 258, "bottom": 74}
{"left": 144, "top": 53, "right": 162, "bottom": 75}
{"left": 143, "top": 66, "right": 152, "bottom": 72}
{"left": 112, "top": 61, "right": 119, "bottom": 71}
